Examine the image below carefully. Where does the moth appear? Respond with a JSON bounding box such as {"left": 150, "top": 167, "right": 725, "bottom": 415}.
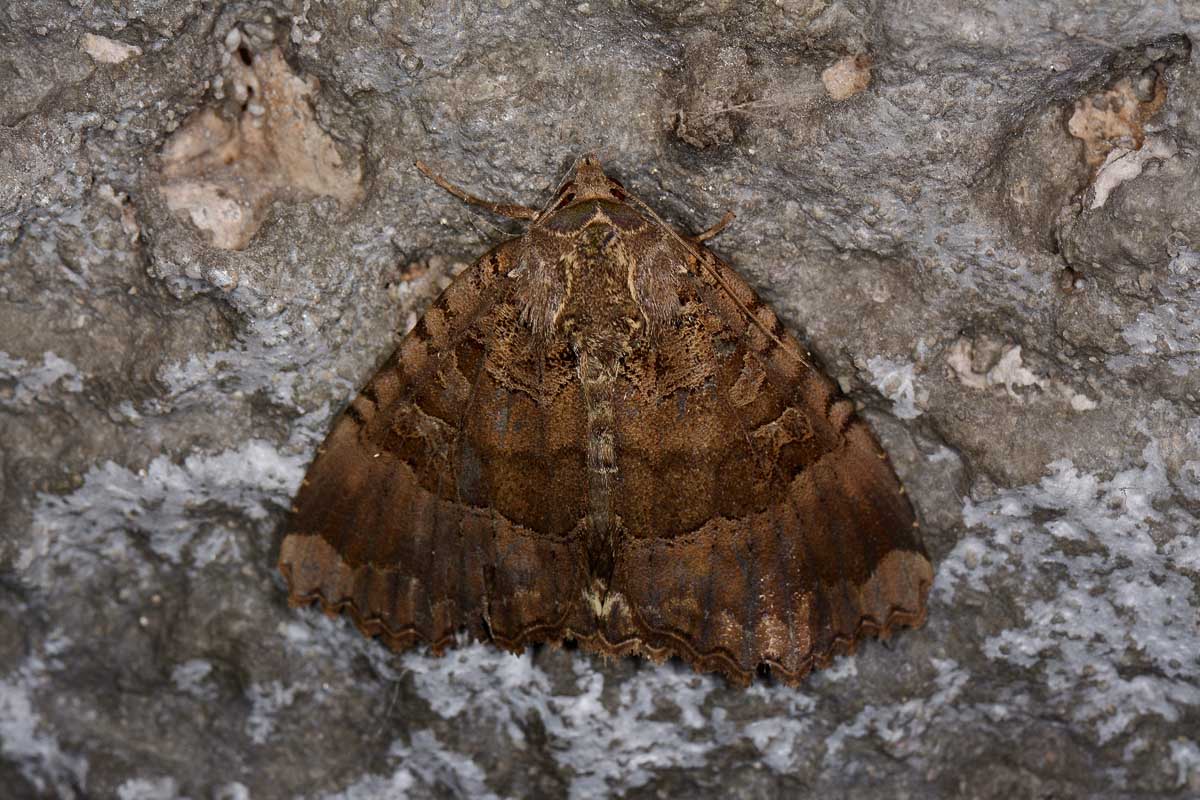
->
{"left": 279, "top": 155, "right": 932, "bottom": 685}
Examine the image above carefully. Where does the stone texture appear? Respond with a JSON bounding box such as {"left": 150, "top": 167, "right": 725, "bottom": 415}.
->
{"left": 0, "top": 1, "right": 1198, "bottom": 798}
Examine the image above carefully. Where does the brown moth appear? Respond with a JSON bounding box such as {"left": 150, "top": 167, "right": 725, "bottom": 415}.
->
{"left": 278, "top": 155, "right": 933, "bottom": 686}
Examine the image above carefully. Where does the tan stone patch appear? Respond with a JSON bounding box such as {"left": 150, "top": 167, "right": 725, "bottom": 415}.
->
{"left": 80, "top": 33, "right": 142, "bottom": 64}
{"left": 160, "top": 46, "right": 361, "bottom": 250}
{"left": 947, "top": 336, "right": 1097, "bottom": 411}
{"left": 1068, "top": 69, "right": 1166, "bottom": 169}
{"left": 822, "top": 55, "right": 872, "bottom": 101}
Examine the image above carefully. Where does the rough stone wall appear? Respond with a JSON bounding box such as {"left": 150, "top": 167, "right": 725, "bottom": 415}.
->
{"left": 1, "top": 1, "right": 1199, "bottom": 798}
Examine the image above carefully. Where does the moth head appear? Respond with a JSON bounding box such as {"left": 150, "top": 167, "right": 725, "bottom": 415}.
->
{"left": 545, "top": 153, "right": 628, "bottom": 213}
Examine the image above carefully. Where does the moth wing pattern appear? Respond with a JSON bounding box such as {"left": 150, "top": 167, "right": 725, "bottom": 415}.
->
{"left": 594, "top": 242, "right": 933, "bottom": 684}
{"left": 279, "top": 244, "right": 597, "bottom": 653}
{"left": 280, "top": 155, "right": 933, "bottom": 686}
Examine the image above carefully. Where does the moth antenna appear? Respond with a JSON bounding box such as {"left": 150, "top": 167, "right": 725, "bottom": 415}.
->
{"left": 464, "top": 210, "right": 516, "bottom": 239}
{"left": 693, "top": 211, "right": 736, "bottom": 242}
{"left": 622, "top": 190, "right": 812, "bottom": 369}
{"left": 415, "top": 161, "right": 539, "bottom": 221}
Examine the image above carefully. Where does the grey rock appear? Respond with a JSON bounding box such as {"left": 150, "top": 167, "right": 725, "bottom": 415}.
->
{"left": 1, "top": 1, "right": 1199, "bottom": 798}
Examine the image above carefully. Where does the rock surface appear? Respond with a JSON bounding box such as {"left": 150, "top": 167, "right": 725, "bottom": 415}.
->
{"left": 1, "top": 1, "right": 1198, "bottom": 798}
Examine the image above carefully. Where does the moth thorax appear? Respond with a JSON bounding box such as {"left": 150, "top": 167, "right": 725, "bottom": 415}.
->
{"left": 559, "top": 226, "right": 640, "bottom": 355}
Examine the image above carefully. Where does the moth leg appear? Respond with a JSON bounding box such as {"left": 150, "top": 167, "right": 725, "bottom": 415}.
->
{"left": 415, "top": 161, "right": 540, "bottom": 221}
{"left": 693, "top": 211, "right": 736, "bottom": 242}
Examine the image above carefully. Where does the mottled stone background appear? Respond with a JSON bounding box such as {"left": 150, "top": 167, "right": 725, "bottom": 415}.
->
{"left": 2, "top": 1, "right": 1199, "bottom": 798}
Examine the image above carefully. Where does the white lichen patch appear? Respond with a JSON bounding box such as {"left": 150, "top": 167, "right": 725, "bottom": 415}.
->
{"left": 22, "top": 439, "right": 307, "bottom": 586}
{"left": 823, "top": 658, "right": 969, "bottom": 767}
{"left": 190, "top": 526, "right": 245, "bottom": 567}
{"left": 0, "top": 636, "right": 89, "bottom": 797}
{"left": 325, "top": 731, "right": 498, "bottom": 800}
{"left": 1170, "top": 739, "right": 1200, "bottom": 791}
{"left": 865, "top": 355, "right": 925, "bottom": 419}
{"left": 157, "top": 315, "right": 329, "bottom": 409}
{"left": 171, "top": 660, "right": 216, "bottom": 701}
{"left": 390, "top": 731, "right": 499, "bottom": 800}
{"left": 245, "top": 681, "right": 299, "bottom": 744}
{"left": 322, "top": 765, "right": 415, "bottom": 800}
{"left": 1110, "top": 249, "right": 1200, "bottom": 379}
{"left": 739, "top": 683, "right": 817, "bottom": 773}
{"left": 0, "top": 351, "right": 83, "bottom": 407}
{"left": 116, "top": 776, "right": 181, "bottom": 800}
{"left": 937, "top": 437, "right": 1200, "bottom": 744}
{"left": 364, "top": 640, "right": 829, "bottom": 798}
{"left": 1087, "top": 135, "right": 1179, "bottom": 210}
{"left": 305, "top": 627, "right": 969, "bottom": 799}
